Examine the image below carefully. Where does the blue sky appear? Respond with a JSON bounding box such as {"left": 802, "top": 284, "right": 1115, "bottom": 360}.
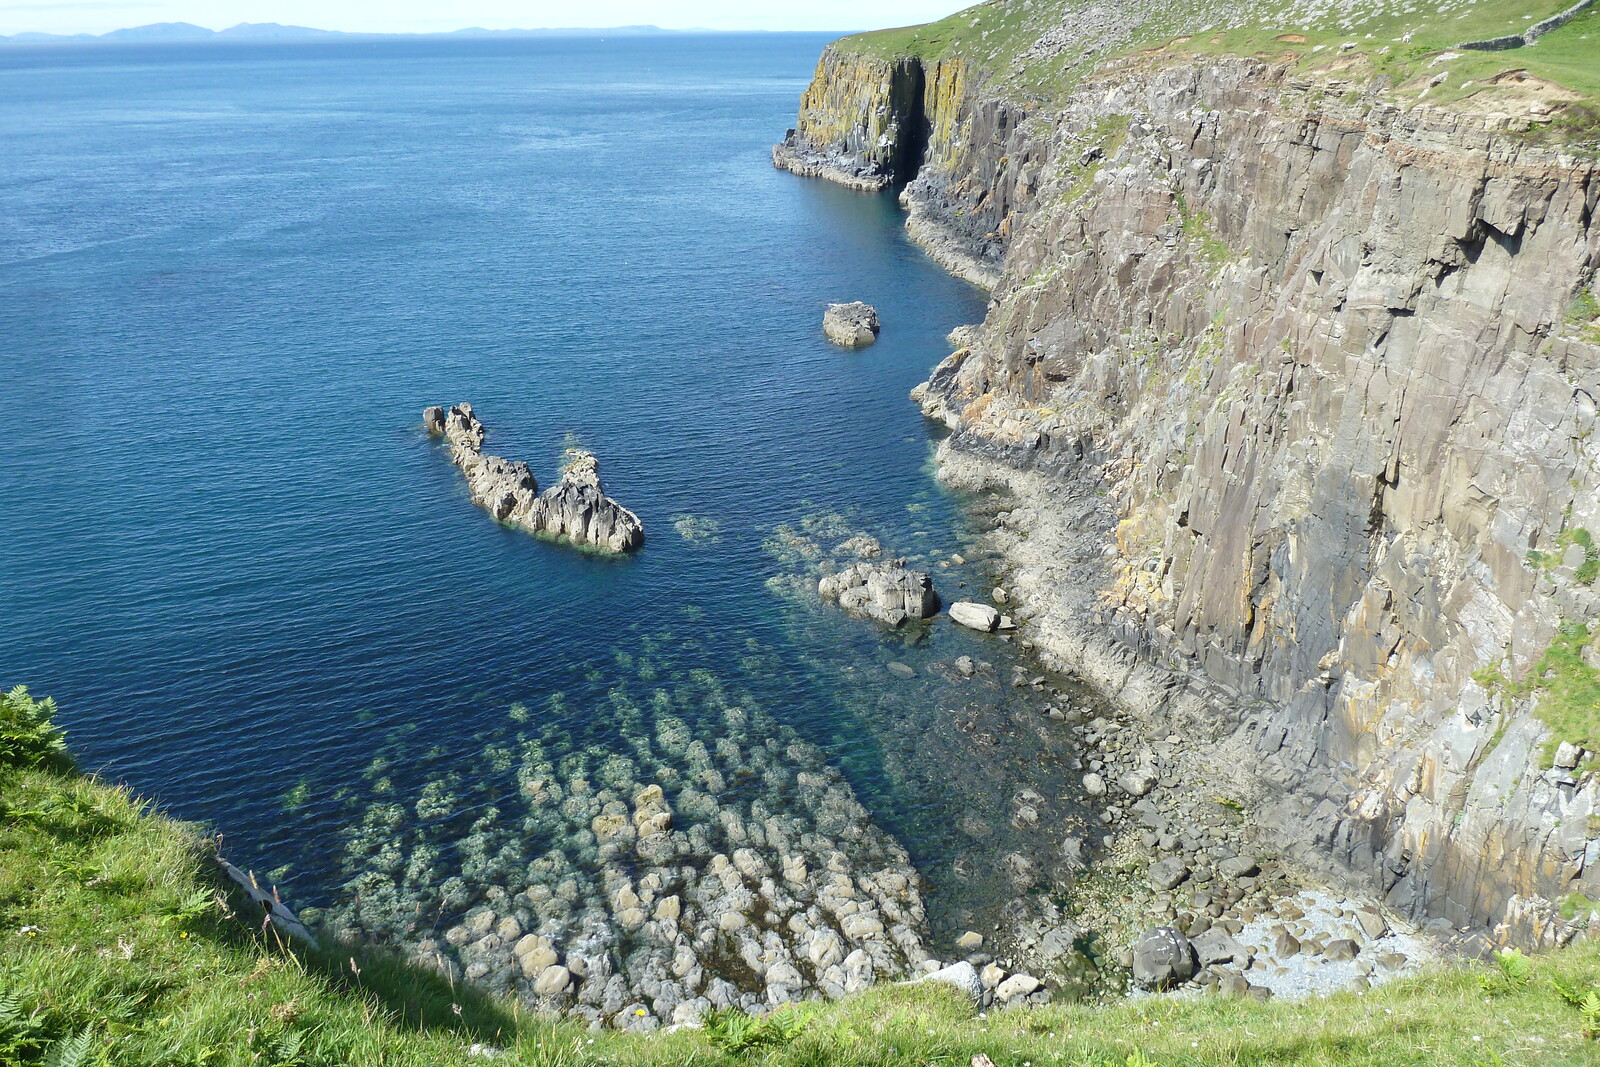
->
{"left": 0, "top": 0, "right": 970, "bottom": 35}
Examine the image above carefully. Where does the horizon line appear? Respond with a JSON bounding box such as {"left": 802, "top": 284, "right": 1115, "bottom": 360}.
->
{"left": 0, "top": 20, "right": 863, "bottom": 41}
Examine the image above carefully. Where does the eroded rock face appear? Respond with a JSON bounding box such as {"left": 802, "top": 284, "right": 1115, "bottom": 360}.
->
{"left": 424, "top": 405, "right": 643, "bottom": 553}
{"left": 528, "top": 451, "right": 645, "bottom": 554}
{"left": 818, "top": 560, "right": 938, "bottom": 626}
{"left": 823, "top": 302, "right": 880, "bottom": 347}
{"left": 785, "top": 40, "right": 1600, "bottom": 945}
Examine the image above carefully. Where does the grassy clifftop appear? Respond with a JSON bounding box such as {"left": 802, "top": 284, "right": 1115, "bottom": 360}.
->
{"left": 836, "top": 0, "right": 1600, "bottom": 121}
{"left": 6, "top": 685, "right": 1600, "bottom": 1065}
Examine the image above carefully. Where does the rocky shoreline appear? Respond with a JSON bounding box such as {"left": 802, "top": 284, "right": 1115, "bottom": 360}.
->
{"left": 775, "top": 9, "right": 1600, "bottom": 950}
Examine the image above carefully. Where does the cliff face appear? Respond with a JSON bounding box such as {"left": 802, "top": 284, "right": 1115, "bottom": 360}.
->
{"left": 774, "top": 45, "right": 1036, "bottom": 287}
{"left": 781, "top": 40, "right": 1600, "bottom": 943}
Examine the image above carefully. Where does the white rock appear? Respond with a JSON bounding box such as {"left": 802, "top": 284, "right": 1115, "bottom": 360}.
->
{"left": 996, "top": 974, "right": 1041, "bottom": 1000}
{"left": 913, "top": 960, "right": 983, "bottom": 1001}
{"left": 950, "top": 601, "right": 1001, "bottom": 631}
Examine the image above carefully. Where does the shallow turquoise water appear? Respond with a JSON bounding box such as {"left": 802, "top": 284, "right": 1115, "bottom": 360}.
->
{"left": 0, "top": 34, "right": 1087, "bottom": 945}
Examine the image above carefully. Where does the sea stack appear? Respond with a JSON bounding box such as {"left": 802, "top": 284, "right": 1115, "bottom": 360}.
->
{"left": 423, "top": 404, "right": 643, "bottom": 554}
{"left": 527, "top": 449, "right": 645, "bottom": 554}
{"left": 823, "top": 302, "right": 880, "bottom": 347}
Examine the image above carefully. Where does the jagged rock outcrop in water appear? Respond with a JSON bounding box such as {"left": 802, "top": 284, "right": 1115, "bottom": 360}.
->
{"left": 818, "top": 560, "right": 938, "bottom": 626}
{"left": 529, "top": 450, "right": 645, "bottom": 554}
{"left": 783, "top": 8, "right": 1600, "bottom": 947}
{"left": 823, "top": 301, "right": 880, "bottom": 347}
{"left": 424, "top": 404, "right": 644, "bottom": 553}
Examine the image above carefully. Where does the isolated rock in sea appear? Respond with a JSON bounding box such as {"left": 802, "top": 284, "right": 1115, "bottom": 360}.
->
{"left": 423, "top": 404, "right": 643, "bottom": 553}
{"left": 818, "top": 560, "right": 938, "bottom": 626}
{"left": 1131, "top": 926, "right": 1196, "bottom": 989}
{"left": 822, "top": 302, "right": 880, "bottom": 347}
{"left": 526, "top": 450, "right": 645, "bottom": 554}
{"left": 948, "top": 601, "right": 1000, "bottom": 632}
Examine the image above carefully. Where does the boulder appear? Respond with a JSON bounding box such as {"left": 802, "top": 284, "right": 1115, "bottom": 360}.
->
{"left": 1191, "top": 927, "right": 1242, "bottom": 966}
{"left": 949, "top": 601, "right": 1001, "bottom": 632}
{"left": 1131, "top": 926, "right": 1196, "bottom": 989}
{"left": 915, "top": 960, "right": 983, "bottom": 1002}
{"left": 823, "top": 302, "right": 880, "bottom": 347}
{"left": 1325, "top": 938, "right": 1360, "bottom": 962}
{"left": 1355, "top": 908, "right": 1389, "bottom": 940}
{"left": 819, "top": 561, "right": 939, "bottom": 627}
{"left": 1217, "top": 856, "right": 1260, "bottom": 879}
{"left": 995, "top": 973, "right": 1041, "bottom": 1000}
{"left": 1118, "top": 766, "right": 1159, "bottom": 797}
{"left": 1148, "top": 857, "right": 1190, "bottom": 891}
{"left": 534, "top": 964, "right": 572, "bottom": 996}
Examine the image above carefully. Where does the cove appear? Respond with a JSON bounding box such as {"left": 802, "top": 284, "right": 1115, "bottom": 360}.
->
{"left": 0, "top": 32, "right": 1097, "bottom": 1015}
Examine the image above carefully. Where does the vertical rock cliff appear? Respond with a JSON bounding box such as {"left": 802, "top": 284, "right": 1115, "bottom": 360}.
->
{"left": 781, "top": 5, "right": 1600, "bottom": 946}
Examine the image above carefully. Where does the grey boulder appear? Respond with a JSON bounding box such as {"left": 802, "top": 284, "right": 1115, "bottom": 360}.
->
{"left": 823, "top": 302, "right": 880, "bottom": 347}
{"left": 1147, "top": 857, "right": 1190, "bottom": 891}
{"left": 913, "top": 960, "right": 983, "bottom": 1001}
{"left": 1131, "top": 926, "right": 1196, "bottom": 989}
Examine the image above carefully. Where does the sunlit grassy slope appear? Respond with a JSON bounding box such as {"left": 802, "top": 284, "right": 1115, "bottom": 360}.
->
{"left": 837, "top": 0, "right": 1600, "bottom": 117}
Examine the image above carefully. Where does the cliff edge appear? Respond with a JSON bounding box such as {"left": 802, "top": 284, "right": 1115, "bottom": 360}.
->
{"left": 780, "top": 0, "right": 1600, "bottom": 949}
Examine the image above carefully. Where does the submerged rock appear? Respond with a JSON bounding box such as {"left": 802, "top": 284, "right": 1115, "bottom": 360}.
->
{"left": 818, "top": 560, "right": 939, "bottom": 626}
{"left": 823, "top": 302, "right": 880, "bottom": 347}
{"left": 329, "top": 670, "right": 933, "bottom": 1027}
{"left": 423, "top": 404, "right": 643, "bottom": 553}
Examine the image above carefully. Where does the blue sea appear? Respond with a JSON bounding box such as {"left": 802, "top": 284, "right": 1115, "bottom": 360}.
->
{"left": 0, "top": 35, "right": 1088, "bottom": 943}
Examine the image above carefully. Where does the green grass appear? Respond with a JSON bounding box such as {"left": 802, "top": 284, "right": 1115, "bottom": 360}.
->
{"left": 1478, "top": 622, "right": 1600, "bottom": 764}
{"left": 831, "top": 0, "right": 1600, "bottom": 138}
{"left": 1525, "top": 527, "right": 1599, "bottom": 585}
{"left": 1569, "top": 288, "right": 1600, "bottom": 343}
{"left": 7, "top": 686, "right": 1600, "bottom": 1065}
{"left": 1172, "top": 188, "right": 1232, "bottom": 268}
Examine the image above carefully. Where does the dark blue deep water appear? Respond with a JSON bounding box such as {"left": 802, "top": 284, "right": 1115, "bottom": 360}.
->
{"left": 1, "top": 35, "right": 1086, "bottom": 942}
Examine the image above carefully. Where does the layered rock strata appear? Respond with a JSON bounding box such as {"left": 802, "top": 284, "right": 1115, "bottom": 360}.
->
{"left": 424, "top": 404, "right": 643, "bottom": 553}
{"left": 786, "top": 40, "right": 1600, "bottom": 947}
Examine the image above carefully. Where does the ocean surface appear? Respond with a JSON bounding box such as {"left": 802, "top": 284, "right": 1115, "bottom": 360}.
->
{"left": 0, "top": 35, "right": 1089, "bottom": 945}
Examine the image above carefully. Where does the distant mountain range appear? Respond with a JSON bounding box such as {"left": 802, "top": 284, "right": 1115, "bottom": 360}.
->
{"left": 0, "top": 22, "right": 695, "bottom": 45}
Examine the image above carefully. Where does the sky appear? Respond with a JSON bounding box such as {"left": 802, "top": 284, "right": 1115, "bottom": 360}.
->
{"left": 0, "top": 0, "right": 972, "bottom": 35}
